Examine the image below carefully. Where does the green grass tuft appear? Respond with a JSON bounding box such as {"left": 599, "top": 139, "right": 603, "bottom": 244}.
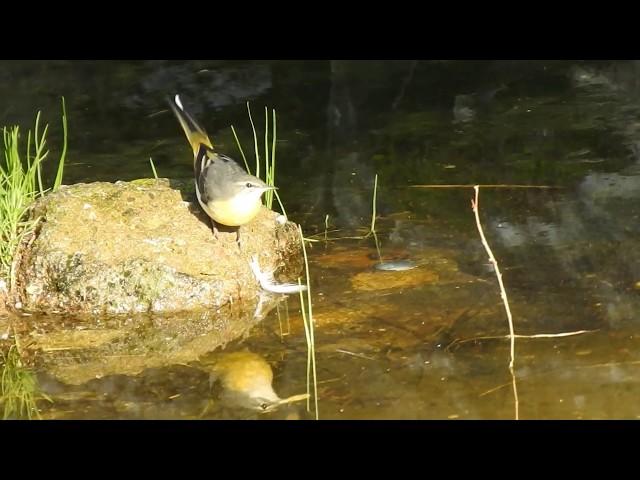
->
{"left": 231, "top": 103, "right": 286, "bottom": 216}
{"left": 0, "top": 98, "right": 67, "bottom": 283}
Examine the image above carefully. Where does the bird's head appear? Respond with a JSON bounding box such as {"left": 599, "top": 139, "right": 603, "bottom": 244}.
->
{"left": 222, "top": 383, "right": 283, "bottom": 413}
{"left": 232, "top": 176, "right": 277, "bottom": 203}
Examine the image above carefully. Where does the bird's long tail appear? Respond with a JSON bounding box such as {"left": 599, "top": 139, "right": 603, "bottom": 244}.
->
{"left": 167, "top": 94, "right": 213, "bottom": 155}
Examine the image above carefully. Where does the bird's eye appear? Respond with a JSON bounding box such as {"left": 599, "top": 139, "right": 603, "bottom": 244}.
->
{"left": 246, "top": 182, "right": 253, "bottom": 188}
{"left": 260, "top": 403, "right": 269, "bottom": 410}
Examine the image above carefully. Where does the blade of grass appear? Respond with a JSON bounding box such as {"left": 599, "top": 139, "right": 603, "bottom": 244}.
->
{"left": 298, "top": 225, "right": 318, "bottom": 419}
{"left": 370, "top": 173, "right": 378, "bottom": 234}
{"left": 298, "top": 279, "right": 312, "bottom": 411}
{"left": 53, "top": 96, "right": 67, "bottom": 191}
{"left": 273, "top": 190, "right": 288, "bottom": 219}
{"left": 267, "top": 108, "right": 277, "bottom": 209}
{"left": 33, "top": 112, "right": 45, "bottom": 196}
{"left": 264, "top": 106, "right": 270, "bottom": 186}
{"left": 247, "top": 102, "right": 260, "bottom": 178}
{"left": 234, "top": 104, "right": 282, "bottom": 212}
{"left": 149, "top": 157, "right": 158, "bottom": 179}
{"left": 231, "top": 125, "right": 251, "bottom": 173}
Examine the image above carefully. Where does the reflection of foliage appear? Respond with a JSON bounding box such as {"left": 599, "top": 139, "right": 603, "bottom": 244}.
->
{"left": 1, "top": 345, "right": 51, "bottom": 420}
{"left": 357, "top": 83, "right": 639, "bottom": 230}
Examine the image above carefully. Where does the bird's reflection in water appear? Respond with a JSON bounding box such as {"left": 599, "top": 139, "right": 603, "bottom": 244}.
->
{"left": 199, "top": 351, "right": 308, "bottom": 419}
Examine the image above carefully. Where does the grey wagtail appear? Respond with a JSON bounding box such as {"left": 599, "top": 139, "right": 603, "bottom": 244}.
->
{"left": 167, "top": 94, "right": 276, "bottom": 241}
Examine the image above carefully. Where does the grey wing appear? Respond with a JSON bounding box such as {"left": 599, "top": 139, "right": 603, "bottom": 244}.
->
{"left": 194, "top": 145, "right": 213, "bottom": 204}
{"left": 196, "top": 152, "right": 252, "bottom": 201}
{"left": 195, "top": 147, "right": 248, "bottom": 202}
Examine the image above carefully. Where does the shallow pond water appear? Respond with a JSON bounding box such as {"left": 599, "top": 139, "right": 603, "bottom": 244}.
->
{"left": 2, "top": 60, "right": 640, "bottom": 419}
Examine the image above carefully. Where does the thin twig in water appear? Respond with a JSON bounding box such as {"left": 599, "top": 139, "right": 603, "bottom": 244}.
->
{"left": 362, "top": 174, "right": 379, "bottom": 239}
{"left": 582, "top": 360, "right": 640, "bottom": 369}
{"left": 448, "top": 329, "right": 597, "bottom": 350}
{"left": 317, "top": 376, "right": 345, "bottom": 385}
{"left": 335, "top": 349, "right": 375, "bottom": 361}
{"left": 324, "top": 214, "right": 330, "bottom": 243}
{"left": 478, "top": 347, "right": 625, "bottom": 398}
{"left": 503, "top": 330, "right": 595, "bottom": 339}
{"left": 479, "top": 382, "right": 511, "bottom": 397}
{"left": 412, "top": 184, "right": 563, "bottom": 189}
{"left": 471, "top": 185, "right": 519, "bottom": 419}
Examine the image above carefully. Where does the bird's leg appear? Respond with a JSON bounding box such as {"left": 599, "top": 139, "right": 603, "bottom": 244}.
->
{"left": 236, "top": 228, "right": 242, "bottom": 250}
{"left": 211, "top": 218, "right": 219, "bottom": 240}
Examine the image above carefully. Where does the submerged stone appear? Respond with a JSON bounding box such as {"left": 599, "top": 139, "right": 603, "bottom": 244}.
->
{"left": 13, "top": 179, "right": 303, "bottom": 315}
{"left": 374, "top": 259, "right": 418, "bottom": 271}
{"left": 351, "top": 268, "right": 440, "bottom": 291}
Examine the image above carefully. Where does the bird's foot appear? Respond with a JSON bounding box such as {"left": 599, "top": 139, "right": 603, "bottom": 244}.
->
{"left": 211, "top": 220, "right": 220, "bottom": 240}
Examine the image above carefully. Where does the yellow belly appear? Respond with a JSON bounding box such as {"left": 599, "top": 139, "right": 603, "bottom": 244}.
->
{"left": 205, "top": 196, "right": 262, "bottom": 226}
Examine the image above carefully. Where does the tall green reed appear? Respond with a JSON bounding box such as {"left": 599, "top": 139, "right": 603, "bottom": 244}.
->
{"left": 231, "top": 102, "right": 286, "bottom": 217}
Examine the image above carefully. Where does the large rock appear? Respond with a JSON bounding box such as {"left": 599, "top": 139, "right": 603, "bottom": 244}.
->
{"left": 14, "top": 179, "right": 303, "bottom": 314}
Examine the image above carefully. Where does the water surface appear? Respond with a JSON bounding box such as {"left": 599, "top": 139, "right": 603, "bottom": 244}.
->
{"left": 2, "top": 60, "right": 640, "bottom": 419}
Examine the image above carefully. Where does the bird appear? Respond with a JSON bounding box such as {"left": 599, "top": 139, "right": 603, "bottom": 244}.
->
{"left": 167, "top": 94, "right": 276, "bottom": 243}
{"left": 206, "top": 351, "right": 309, "bottom": 413}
